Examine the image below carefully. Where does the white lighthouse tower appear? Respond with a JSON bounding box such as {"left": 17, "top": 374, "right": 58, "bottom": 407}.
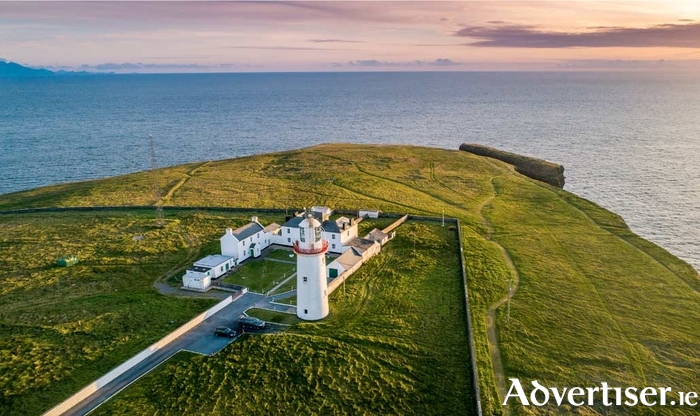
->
{"left": 294, "top": 212, "right": 329, "bottom": 320}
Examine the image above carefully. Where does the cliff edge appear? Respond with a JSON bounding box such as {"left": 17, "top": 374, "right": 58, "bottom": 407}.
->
{"left": 459, "top": 143, "right": 565, "bottom": 188}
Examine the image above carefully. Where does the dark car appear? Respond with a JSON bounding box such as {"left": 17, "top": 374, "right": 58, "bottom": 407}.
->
{"left": 239, "top": 316, "right": 266, "bottom": 331}
{"left": 214, "top": 327, "right": 237, "bottom": 338}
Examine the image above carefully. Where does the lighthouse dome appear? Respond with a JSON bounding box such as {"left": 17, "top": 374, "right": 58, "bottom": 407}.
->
{"left": 299, "top": 216, "right": 322, "bottom": 229}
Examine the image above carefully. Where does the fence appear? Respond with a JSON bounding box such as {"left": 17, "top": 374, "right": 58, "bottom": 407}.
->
{"left": 455, "top": 219, "right": 483, "bottom": 416}
{"left": 381, "top": 214, "right": 409, "bottom": 234}
{"left": 327, "top": 259, "right": 364, "bottom": 294}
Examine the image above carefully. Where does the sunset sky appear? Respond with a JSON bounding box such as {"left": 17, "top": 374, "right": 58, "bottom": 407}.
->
{"left": 1, "top": 1, "right": 700, "bottom": 72}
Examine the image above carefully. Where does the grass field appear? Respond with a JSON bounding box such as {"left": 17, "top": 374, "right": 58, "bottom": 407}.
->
{"left": 1, "top": 144, "right": 698, "bottom": 415}
{"left": 0, "top": 210, "right": 287, "bottom": 415}
{"left": 220, "top": 255, "right": 296, "bottom": 293}
{"left": 268, "top": 275, "right": 296, "bottom": 295}
{"left": 93, "top": 222, "right": 476, "bottom": 415}
{"left": 264, "top": 249, "right": 296, "bottom": 261}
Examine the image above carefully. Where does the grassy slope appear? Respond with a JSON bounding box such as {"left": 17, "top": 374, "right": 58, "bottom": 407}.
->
{"left": 94, "top": 223, "right": 474, "bottom": 415}
{"left": 1, "top": 144, "right": 697, "bottom": 415}
{"left": 0, "top": 210, "right": 283, "bottom": 415}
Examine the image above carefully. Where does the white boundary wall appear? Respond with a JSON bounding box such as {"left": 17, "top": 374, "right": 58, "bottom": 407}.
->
{"left": 43, "top": 296, "right": 234, "bottom": 416}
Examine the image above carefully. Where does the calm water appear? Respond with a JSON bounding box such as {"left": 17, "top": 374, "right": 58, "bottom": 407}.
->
{"left": 1, "top": 72, "right": 698, "bottom": 270}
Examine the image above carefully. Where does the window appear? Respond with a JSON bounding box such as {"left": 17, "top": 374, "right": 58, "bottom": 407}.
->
{"left": 303, "top": 276, "right": 308, "bottom": 283}
{"left": 300, "top": 227, "right": 306, "bottom": 242}
{"left": 242, "top": 241, "right": 245, "bottom": 246}
{"left": 287, "top": 238, "right": 291, "bottom": 243}
{"left": 304, "top": 309, "right": 308, "bottom": 314}
{"left": 332, "top": 244, "right": 336, "bottom": 249}
{"left": 314, "top": 227, "right": 322, "bottom": 241}
{"left": 287, "top": 228, "right": 290, "bottom": 234}
{"left": 332, "top": 234, "right": 336, "bottom": 239}
{"left": 220, "top": 266, "right": 223, "bottom": 272}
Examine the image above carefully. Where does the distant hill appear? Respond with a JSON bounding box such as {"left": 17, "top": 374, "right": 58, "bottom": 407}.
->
{"left": 0, "top": 61, "right": 55, "bottom": 78}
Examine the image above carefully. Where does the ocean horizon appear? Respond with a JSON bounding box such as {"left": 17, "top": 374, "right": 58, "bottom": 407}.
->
{"left": 1, "top": 71, "right": 698, "bottom": 270}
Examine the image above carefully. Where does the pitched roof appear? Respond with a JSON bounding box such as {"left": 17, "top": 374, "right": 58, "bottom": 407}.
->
{"left": 282, "top": 215, "right": 305, "bottom": 228}
{"left": 232, "top": 222, "right": 264, "bottom": 240}
{"left": 321, "top": 219, "right": 341, "bottom": 233}
{"left": 322, "top": 217, "right": 353, "bottom": 233}
{"left": 333, "top": 248, "right": 363, "bottom": 270}
{"left": 345, "top": 237, "right": 378, "bottom": 253}
{"left": 366, "top": 228, "right": 388, "bottom": 241}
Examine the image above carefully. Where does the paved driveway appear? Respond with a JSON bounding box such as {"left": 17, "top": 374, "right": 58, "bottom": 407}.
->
{"left": 64, "top": 291, "right": 295, "bottom": 416}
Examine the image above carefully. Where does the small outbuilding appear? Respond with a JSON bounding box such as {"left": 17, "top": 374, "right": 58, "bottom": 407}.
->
{"left": 327, "top": 248, "right": 363, "bottom": 278}
{"left": 193, "top": 254, "right": 235, "bottom": 279}
{"left": 182, "top": 267, "right": 212, "bottom": 291}
{"left": 359, "top": 210, "right": 380, "bottom": 219}
{"left": 365, "top": 228, "right": 390, "bottom": 245}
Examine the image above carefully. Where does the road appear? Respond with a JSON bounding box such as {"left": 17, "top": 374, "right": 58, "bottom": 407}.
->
{"left": 64, "top": 291, "right": 296, "bottom": 416}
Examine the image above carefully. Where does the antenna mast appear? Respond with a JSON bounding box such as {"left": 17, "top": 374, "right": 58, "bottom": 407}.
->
{"left": 149, "top": 134, "right": 164, "bottom": 226}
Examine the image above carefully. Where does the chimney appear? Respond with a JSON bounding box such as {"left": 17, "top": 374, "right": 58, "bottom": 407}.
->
{"left": 226, "top": 228, "right": 233, "bottom": 235}
{"left": 251, "top": 216, "right": 259, "bottom": 223}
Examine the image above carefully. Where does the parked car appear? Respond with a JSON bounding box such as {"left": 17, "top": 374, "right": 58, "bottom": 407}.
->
{"left": 214, "top": 327, "right": 237, "bottom": 338}
{"left": 239, "top": 316, "right": 266, "bottom": 330}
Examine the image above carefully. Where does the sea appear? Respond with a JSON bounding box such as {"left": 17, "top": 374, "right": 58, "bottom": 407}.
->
{"left": 1, "top": 72, "right": 698, "bottom": 271}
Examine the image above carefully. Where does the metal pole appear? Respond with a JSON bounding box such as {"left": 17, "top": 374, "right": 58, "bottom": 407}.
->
{"left": 149, "top": 134, "right": 164, "bottom": 226}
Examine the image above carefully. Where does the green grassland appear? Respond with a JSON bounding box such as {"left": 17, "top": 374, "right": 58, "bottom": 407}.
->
{"left": 0, "top": 210, "right": 284, "bottom": 415}
{"left": 1, "top": 144, "right": 698, "bottom": 415}
{"left": 220, "top": 256, "right": 296, "bottom": 293}
{"left": 94, "top": 222, "right": 475, "bottom": 415}
{"left": 268, "top": 275, "right": 297, "bottom": 295}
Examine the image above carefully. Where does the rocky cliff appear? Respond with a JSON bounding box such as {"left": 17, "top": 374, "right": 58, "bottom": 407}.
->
{"left": 459, "top": 143, "right": 565, "bottom": 188}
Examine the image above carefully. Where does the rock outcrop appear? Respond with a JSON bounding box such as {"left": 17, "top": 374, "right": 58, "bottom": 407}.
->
{"left": 459, "top": 143, "right": 565, "bottom": 188}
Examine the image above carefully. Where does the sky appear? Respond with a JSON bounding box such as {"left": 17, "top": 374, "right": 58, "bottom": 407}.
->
{"left": 1, "top": 1, "right": 700, "bottom": 72}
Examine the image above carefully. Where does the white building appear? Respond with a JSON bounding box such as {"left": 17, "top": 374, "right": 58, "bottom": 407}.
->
{"left": 182, "top": 207, "right": 390, "bottom": 295}
{"left": 359, "top": 209, "right": 381, "bottom": 219}
{"left": 327, "top": 248, "right": 363, "bottom": 279}
{"left": 195, "top": 254, "right": 235, "bottom": 278}
{"left": 182, "top": 254, "right": 234, "bottom": 291}
{"left": 323, "top": 216, "right": 358, "bottom": 253}
{"left": 182, "top": 267, "right": 211, "bottom": 291}
{"left": 294, "top": 214, "right": 330, "bottom": 321}
{"left": 220, "top": 216, "right": 281, "bottom": 264}
{"left": 279, "top": 215, "right": 303, "bottom": 247}
{"left": 365, "top": 228, "right": 391, "bottom": 246}
{"left": 311, "top": 205, "right": 332, "bottom": 220}
{"left": 281, "top": 207, "right": 358, "bottom": 254}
